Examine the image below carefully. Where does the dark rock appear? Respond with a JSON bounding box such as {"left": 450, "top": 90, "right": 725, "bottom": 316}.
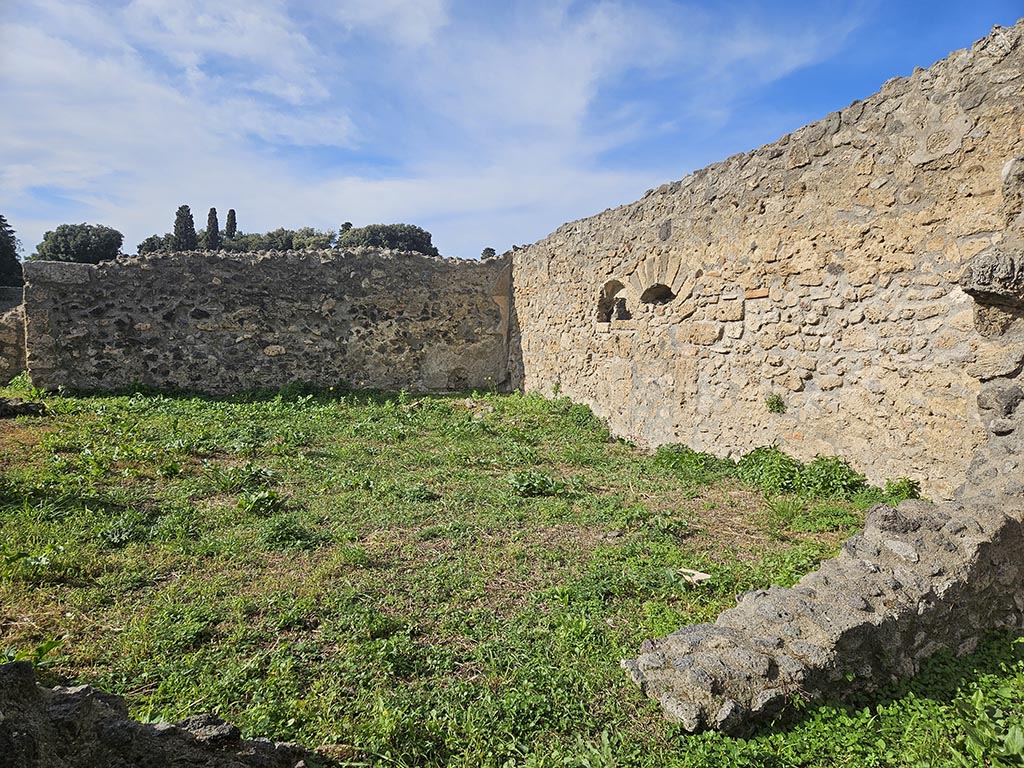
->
{"left": 0, "top": 662, "right": 312, "bottom": 768}
{"left": 0, "top": 397, "right": 47, "bottom": 418}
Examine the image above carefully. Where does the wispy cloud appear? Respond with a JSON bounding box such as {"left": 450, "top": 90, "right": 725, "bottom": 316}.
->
{"left": 4, "top": 0, "right": 955, "bottom": 258}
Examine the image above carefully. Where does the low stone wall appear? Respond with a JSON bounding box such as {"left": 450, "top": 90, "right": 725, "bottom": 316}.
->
{"left": 623, "top": 497, "right": 1024, "bottom": 733}
{"left": 24, "top": 249, "right": 511, "bottom": 394}
{"left": 510, "top": 21, "right": 1024, "bottom": 499}
{"left": 0, "top": 286, "right": 25, "bottom": 383}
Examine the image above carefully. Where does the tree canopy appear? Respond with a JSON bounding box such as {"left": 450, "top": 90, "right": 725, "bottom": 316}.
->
{"left": 0, "top": 214, "right": 23, "bottom": 286}
{"left": 134, "top": 213, "right": 439, "bottom": 256}
{"left": 205, "top": 208, "right": 221, "bottom": 251}
{"left": 335, "top": 223, "right": 439, "bottom": 256}
{"left": 30, "top": 223, "right": 123, "bottom": 264}
{"left": 173, "top": 205, "right": 198, "bottom": 250}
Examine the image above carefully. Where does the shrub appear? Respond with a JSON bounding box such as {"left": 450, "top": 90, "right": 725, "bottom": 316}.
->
{"left": 737, "top": 446, "right": 802, "bottom": 496}
{"left": 654, "top": 445, "right": 737, "bottom": 485}
{"left": 798, "top": 455, "right": 867, "bottom": 500}
{"left": 335, "top": 223, "right": 440, "bottom": 256}
{"left": 31, "top": 223, "right": 123, "bottom": 264}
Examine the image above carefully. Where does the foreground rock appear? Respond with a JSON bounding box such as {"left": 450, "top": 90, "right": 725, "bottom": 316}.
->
{"left": 0, "top": 397, "right": 46, "bottom": 418}
{"left": 0, "top": 662, "right": 312, "bottom": 768}
{"left": 623, "top": 498, "right": 1024, "bottom": 733}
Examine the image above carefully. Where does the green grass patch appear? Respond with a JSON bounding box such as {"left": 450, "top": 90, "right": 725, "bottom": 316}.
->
{"left": 0, "top": 379, "right": 1016, "bottom": 767}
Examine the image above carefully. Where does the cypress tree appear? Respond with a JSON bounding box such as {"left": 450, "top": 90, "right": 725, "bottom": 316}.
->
{"left": 172, "top": 205, "right": 198, "bottom": 251}
{"left": 206, "top": 208, "right": 221, "bottom": 250}
{"left": 0, "top": 214, "right": 23, "bottom": 286}
{"left": 225, "top": 209, "right": 237, "bottom": 238}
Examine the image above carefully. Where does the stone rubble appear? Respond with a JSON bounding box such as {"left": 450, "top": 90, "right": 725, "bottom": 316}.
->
{"left": 0, "top": 662, "right": 311, "bottom": 768}
{"left": 622, "top": 497, "right": 1024, "bottom": 734}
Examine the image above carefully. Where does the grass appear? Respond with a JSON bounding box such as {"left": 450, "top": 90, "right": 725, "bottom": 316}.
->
{"left": 0, "top": 374, "right": 1021, "bottom": 767}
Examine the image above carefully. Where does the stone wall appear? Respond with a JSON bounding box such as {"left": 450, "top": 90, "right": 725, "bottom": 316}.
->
{"left": 509, "top": 21, "right": 1024, "bottom": 499}
{"left": 24, "top": 249, "right": 510, "bottom": 394}
{"left": 624, "top": 496, "right": 1024, "bottom": 734}
{"left": 0, "top": 286, "right": 25, "bottom": 383}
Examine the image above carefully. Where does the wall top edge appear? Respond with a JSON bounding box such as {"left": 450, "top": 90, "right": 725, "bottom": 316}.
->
{"left": 22, "top": 247, "right": 511, "bottom": 283}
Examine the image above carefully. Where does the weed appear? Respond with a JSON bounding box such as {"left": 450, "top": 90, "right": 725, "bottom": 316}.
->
{"left": 884, "top": 477, "right": 922, "bottom": 503}
{"left": 507, "top": 470, "right": 565, "bottom": 497}
{"left": 737, "top": 446, "right": 802, "bottom": 496}
{"left": 765, "top": 393, "right": 787, "bottom": 414}
{"left": 654, "top": 445, "right": 737, "bottom": 485}
{"left": 2, "top": 636, "right": 66, "bottom": 667}
{"left": 257, "top": 515, "right": 320, "bottom": 550}
{"left": 798, "top": 455, "right": 867, "bottom": 500}
{"left": 206, "top": 462, "right": 275, "bottom": 493}
{"left": 237, "top": 489, "right": 287, "bottom": 516}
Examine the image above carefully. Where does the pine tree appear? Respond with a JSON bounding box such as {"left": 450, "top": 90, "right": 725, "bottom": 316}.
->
{"left": 0, "top": 214, "right": 23, "bottom": 286}
{"left": 225, "top": 209, "right": 237, "bottom": 238}
{"left": 173, "top": 205, "right": 198, "bottom": 251}
{"left": 206, "top": 208, "right": 221, "bottom": 250}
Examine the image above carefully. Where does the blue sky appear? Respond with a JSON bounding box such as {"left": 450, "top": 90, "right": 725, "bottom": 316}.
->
{"left": 1, "top": 1, "right": 1022, "bottom": 259}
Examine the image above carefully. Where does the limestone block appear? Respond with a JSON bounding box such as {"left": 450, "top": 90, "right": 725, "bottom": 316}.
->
{"left": 715, "top": 299, "right": 745, "bottom": 322}
{"left": 842, "top": 328, "right": 878, "bottom": 352}
{"left": 683, "top": 322, "right": 720, "bottom": 345}
{"left": 967, "top": 343, "right": 1024, "bottom": 381}
{"left": 818, "top": 374, "right": 843, "bottom": 390}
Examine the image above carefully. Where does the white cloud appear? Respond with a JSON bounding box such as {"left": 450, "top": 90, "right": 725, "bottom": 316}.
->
{"left": 325, "top": 0, "right": 449, "bottom": 47}
{"left": 0, "top": 0, "right": 872, "bottom": 258}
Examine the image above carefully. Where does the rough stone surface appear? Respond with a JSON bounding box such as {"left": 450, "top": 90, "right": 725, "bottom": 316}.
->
{"left": 618, "top": 21, "right": 1024, "bottom": 734}
{"left": 509, "top": 20, "right": 1024, "bottom": 499}
{"left": 0, "top": 661, "right": 310, "bottom": 767}
{"left": 23, "top": 249, "right": 510, "bottom": 395}
{"left": 0, "top": 286, "right": 25, "bottom": 383}
{"left": 622, "top": 497, "right": 1024, "bottom": 734}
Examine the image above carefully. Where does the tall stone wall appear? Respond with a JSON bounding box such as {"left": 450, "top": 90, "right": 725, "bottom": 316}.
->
{"left": 0, "top": 286, "right": 25, "bottom": 383}
{"left": 24, "top": 249, "right": 510, "bottom": 394}
{"left": 509, "top": 21, "right": 1024, "bottom": 499}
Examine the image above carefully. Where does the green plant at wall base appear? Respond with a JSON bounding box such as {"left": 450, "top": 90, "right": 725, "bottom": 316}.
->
{"left": 765, "top": 393, "right": 786, "bottom": 413}
{"left": 953, "top": 688, "right": 1024, "bottom": 766}
{"left": 885, "top": 477, "right": 922, "bottom": 503}
{"left": 798, "top": 455, "right": 867, "bottom": 499}
{"left": 737, "top": 446, "right": 803, "bottom": 495}
{"left": 654, "top": 445, "right": 737, "bottom": 485}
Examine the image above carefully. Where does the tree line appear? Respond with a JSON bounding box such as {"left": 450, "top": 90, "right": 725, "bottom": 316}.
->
{"left": 0, "top": 205, "right": 500, "bottom": 285}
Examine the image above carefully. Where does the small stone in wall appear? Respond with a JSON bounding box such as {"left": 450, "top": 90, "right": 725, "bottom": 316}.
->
{"left": 715, "top": 299, "right": 744, "bottom": 322}
{"left": 818, "top": 373, "right": 843, "bottom": 391}
{"left": 263, "top": 344, "right": 287, "bottom": 357}
{"left": 967, "top": 343, "right": 1024, "bottom": 381}
{"left": 688, "top": 322, "right": 723, "bottom": 346}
